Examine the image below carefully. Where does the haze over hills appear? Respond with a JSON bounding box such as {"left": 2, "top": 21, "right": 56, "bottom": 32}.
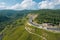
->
{"left": 0, "top": 9, "right": 60, "bottom": 40}
{"left": 0, "top": 10, "right": 31, "bottom": 31}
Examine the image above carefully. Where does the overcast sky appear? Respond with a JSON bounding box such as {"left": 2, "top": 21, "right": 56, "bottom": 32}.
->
{"left": 0, "top": 0, "right": 60, "bottom": 10}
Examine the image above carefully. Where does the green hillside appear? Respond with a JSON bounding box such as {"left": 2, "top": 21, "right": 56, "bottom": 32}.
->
{"left": 0, "top": 10, "right": 60, "bottom": 40}
{"left": 2, "top": 18, "right": 42, "bottom": 40}
{"left": 0, "top": 10, "right": 31, "bottom": 31}
{"left": 32, "top": 9, "right": 60, "bottom": 25}
{"left": 2, "top": 18, "right": 60, "bottom": 40}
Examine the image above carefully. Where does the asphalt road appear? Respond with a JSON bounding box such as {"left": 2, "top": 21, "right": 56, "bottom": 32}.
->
{"left": 28, "top": 16, "right": 60, "bottom": 32}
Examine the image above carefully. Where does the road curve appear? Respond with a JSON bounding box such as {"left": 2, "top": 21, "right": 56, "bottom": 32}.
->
{"left": 28, "top": 15, "right": 60, "bottom": 33}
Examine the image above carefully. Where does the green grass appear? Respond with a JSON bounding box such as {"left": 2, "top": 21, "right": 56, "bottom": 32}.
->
{"left": 29, "top": 26, "right": 60, "bottom": 40}
{"left": 2, "top": 25, "right": 42, "bottom": 40}
{"left": 2, "top": 12, "right": 60, "bottom": 40}
{"left": 2, "top": 22, "right": 60, "bottom": 40}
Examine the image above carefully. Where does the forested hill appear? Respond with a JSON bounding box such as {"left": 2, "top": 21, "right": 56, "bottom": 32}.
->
{"left": 32, "top": 9, "right": 60, "bottom": 25}
{"left": 0, "top": 9, "right": 60, "bottom": 31}
{"left": 0, "top": 9, "right": 60, "bottom": 40}
{"left": 0, "top": 10, "right": 31, "bottom": 31}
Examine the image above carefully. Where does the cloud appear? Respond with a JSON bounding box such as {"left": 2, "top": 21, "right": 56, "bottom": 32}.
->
{"left": 7, "top": 0, "right": 37, "bottom": 10}
{"left": 0, "top": 2, "right": 6, "bottom": 9}
{"left": 38, "top": 1, "right": 54, "bottom": 9}
{"left": 38, "top": 0, "right": 60, "bottom": 9}
{"left": 20, "top": 0, "right": 38, "bottom": 10}
{"left": 0, "top": 2, "right": 5, "bottom": 5}
{"left": 0, "top": 0, "right": 60, "bottom": 10}
{"left": 6, "top": 3, "right": 20, "bottom": 10}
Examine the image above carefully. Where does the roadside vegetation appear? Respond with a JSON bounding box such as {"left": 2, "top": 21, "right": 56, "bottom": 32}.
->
{"left": 0, "top": 9, "right": 60, "bottom": 40}
{"left": 32, "top": 9, "right": 60, "bottom": 26}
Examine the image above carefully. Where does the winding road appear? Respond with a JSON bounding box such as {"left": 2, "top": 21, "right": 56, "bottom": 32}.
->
{"left": 28, "top": 15, "right": 60, "bottom": 33}
{"left": 25, "top": 14, "right": 60, "bottom": 40}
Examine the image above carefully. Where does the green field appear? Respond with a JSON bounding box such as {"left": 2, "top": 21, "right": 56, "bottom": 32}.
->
{"left": 0, "top": 10, "right": 60, "bottom": 40}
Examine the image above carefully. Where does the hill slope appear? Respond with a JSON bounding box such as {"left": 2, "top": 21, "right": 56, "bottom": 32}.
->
{"left": 0, "top": 10, "right": 31, "bottom": 31}
{"left": 0, "top": 9, "right": 60, "bottom": 40}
